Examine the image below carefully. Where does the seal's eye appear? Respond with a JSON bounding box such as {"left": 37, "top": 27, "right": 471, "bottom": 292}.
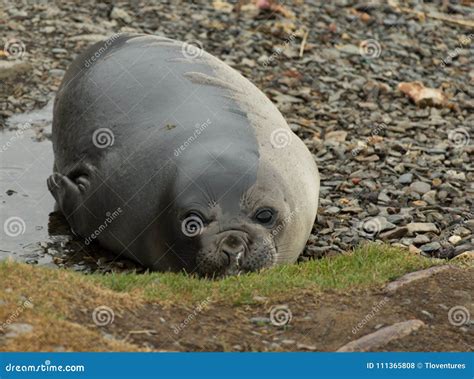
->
{"left": 254, "top": 208, "right": 276, "bottom": 226}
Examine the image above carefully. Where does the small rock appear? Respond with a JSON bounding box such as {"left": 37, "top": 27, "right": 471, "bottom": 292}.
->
{"left": 366, "top": 203, "right": 380, "bottom": 216}
{"left": 448, "top": 235, "right": 462, "bottom": 245}
{"left": 445, "top": 170, "right": 465, "bottom": 181}
{"left": 296, "top": 343, "right": 317, "bottom": 351}
{"left": 387, "top": 214, "right": 410, "bottom": 225}
{"left": 420, "top": 242, "right": 441, "bottom": 253}
{"left": 420, "top": 310, "right": 434, "bottom": 319}
{"left": 43, "top": 26, "right": 56, "bottom": 34}
{"left": 406, "top": 223, "right": 438, "bottom": 235}
{"left": 410, "top": 181, "right": 431, "bottom": 194}
{"left": 51, "top": 48, "right": 68, "bottom": 55}
{"left": 378, "top": 192, "right": 391, "bottom": 203}
{"left": 412, "top": 200, "right": 427, "bottom": 207}
{"left": 465, "top": 220, "right": 474, "bottom": 232}
{"left": 421, "top": 190, "right": 437, "bottom": 205}
{"left": 380, "top": 227, "right": 408, "bottom": 240}
{"left": 454, "top": 227, "right": 471, "bottom": 237}
{"left": 250, "top": 317, "right": 271, "bottom": 325}
{"left": 412, "top": 234, "right": 430, "bottom": 245}
{"left": 451, "top": 251, "right": 474, "bottom": 263}
{"left": 432, "top": 178, "right": 443, "bottom": 187}
{"left": 4, "top": 323, "right": 34, "bottom": 338}
{"left": 49, "top": 69, "right": 65, "bottom": 77}
{"left": 325, "top": 206, "right": 341, "bottom": 215}
{"left": 325, "top": 130, "right": 348, "bottom": 142}
{"left": 110, "top": 7, "right": 132, "bottom": 23}
{"left": 398, "top": 173, "right": 413, "bottom": 184}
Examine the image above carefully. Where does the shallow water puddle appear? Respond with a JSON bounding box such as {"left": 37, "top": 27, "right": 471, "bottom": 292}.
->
{"left": 1, "top": 101, "right": 55, "bottom": 265}
{"left": 0, "top": 101, "right": 136, "bottom": 272}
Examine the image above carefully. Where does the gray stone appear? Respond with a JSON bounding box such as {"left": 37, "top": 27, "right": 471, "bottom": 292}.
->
{"left": 325, "top": 206, "right": 341, "bottom": 215}
{"left": 387, "top": 214, "right": 410, "bottom": 225}
{"left": 412, "top": 234, "right": 430, "bottom": 245}
{"left": 110, "top": 6, "right": 132, "bottom": 23}
{"left": 454, "top": 227, "right": 471, "bottom": 237}
{"left": 380, "top": 227, "right": 408, "bottom": 240}
{"left": 366, "top": 203, "right": 380, "bottom": 216}
{"left": 4, "top": 323, "right": 34, "bottom": 338}
{"left": 406, "top": 223, "right": 438, "bottom": 235}
{"left": 398, "top": 173, "right": 413, "bottom": 184}
{"left": 421, "top": 190, "right": 437, "bottom": 205}
{"left": 410, "top": 181, "right": 431, "bottom": 194}
{"left": 420, "top": 242, "right": 441, "bottom": 253}
{"left": 250, "top": 317, "right": 271, "bottom": 325}
{"left": 49, "top": 69, "right": 65, "bottom": 77}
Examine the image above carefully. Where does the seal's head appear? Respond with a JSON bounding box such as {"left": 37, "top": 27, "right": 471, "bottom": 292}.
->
{"left": 161, "top": 152, "right": 295, "bottom": 277}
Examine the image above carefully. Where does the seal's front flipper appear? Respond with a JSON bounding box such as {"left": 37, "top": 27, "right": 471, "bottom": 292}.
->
{"left": 47, "top": 172, "right": 84, "bottom": 223}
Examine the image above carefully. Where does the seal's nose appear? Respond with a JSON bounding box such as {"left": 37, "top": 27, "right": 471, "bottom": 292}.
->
{"left": 220, "top": 235, "right": 246, "bottom": 267}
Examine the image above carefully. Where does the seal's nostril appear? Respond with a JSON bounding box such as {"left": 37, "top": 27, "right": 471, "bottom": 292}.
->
{"left": 220, "top": 234, "right": 247, "bottom": 267}
{"left": 222, "top": 251, "right": 231, "bottom": 266}
{"left": 221, "top": 244, "right": 246, "bottom": 267}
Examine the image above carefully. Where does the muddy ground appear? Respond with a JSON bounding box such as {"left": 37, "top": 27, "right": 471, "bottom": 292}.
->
{"left": 90, "top": 268, "right": 473, "bottom": 352}
{"left": 1, "top": 262, "right": 472, "bottom": 352}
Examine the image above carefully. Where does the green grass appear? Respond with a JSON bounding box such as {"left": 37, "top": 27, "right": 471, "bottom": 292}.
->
{"left": 89, "top": 243, "right": 443, "bottom": 304}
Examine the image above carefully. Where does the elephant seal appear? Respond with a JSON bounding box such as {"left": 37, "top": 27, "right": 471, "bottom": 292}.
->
{"left": 48, "top": 34, "right": 319, "bottom": 276}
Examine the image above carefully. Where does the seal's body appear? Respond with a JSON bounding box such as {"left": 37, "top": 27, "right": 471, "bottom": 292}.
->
{"left": 48, "top": 34, "right": 319, "bottom": 276}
